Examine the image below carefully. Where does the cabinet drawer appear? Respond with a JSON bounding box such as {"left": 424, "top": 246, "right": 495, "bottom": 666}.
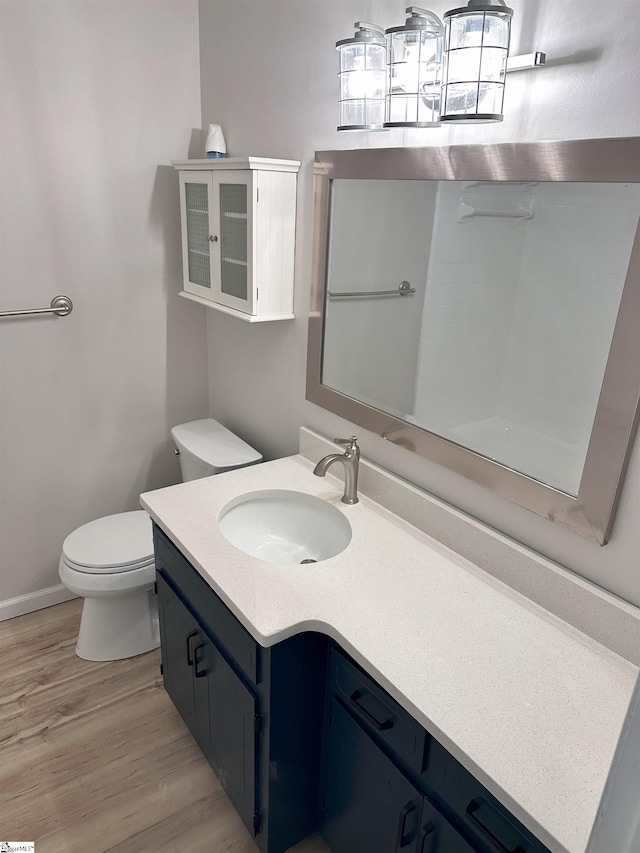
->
{"left": 154, "top": 525, "right": 259, "bottom": 684}
{"left": 328, "top": 646, "right": 426, "bottom": 774}
{"left": 426, "top": 740, "right": 548, "bottom": 853}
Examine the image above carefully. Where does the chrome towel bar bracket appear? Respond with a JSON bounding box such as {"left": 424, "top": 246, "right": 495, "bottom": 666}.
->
{"left": 0, "top": 295, "right": 73, "bottom": 319}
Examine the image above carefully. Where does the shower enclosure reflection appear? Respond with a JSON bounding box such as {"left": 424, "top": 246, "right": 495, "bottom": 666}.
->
{"left": 307, "top": 139, "right": 640, "bottom": 543}
{"left": 323, "top": 177, "right": 639, "bottom": 496}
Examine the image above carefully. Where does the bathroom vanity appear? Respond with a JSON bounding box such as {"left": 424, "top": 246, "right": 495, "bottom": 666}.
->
{"left": 154, "top": 522, "right": 548, "bottom": 853}
{"left": 140, "top": 449, "right": 638, "bottom": 853}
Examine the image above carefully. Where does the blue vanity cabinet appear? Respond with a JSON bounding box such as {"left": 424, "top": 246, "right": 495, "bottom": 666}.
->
{"left": 153, "top": 524, "right": 327, "bottom": 853}
{"left": 324, "top": 697, "right": 479, "bottom": 853}
{"left": 154, "top": 521, "right": 551, "bottom": 853}
{"left": 422, "top": 741, "right": 534, "bottom": 853}
{"left": 323, "top": 697, "right": 422, "bottom": 853}
{"left": 156, "top": 572, "right": 258, "bottom": 833}
{"left": 323, "top": 646, "right": 551, "bottom": 853}
{"left": 322, "top": 654, "right": 478, "bottom": 853}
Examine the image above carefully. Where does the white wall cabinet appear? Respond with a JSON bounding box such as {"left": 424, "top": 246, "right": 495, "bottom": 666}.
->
{"left": 172, "top": 158, "right": 300, "bottom": 322}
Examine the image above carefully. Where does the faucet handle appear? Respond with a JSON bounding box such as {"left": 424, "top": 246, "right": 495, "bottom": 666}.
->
{"left": 334, "top": 436, "right": 359, "bottom": 452}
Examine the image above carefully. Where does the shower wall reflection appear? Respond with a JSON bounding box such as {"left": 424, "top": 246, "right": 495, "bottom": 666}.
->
{"left": 322, "top": 179, "right": 640, "bottom": 495}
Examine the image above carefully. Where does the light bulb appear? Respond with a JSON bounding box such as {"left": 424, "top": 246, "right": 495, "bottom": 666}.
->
{"left": 394, "top": 42, "right": 421, "bottom": 93}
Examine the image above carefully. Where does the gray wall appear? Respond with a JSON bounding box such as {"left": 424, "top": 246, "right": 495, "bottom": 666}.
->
{"left": 0, "top": 0, "right": 209, "bottom": 612}
{"left": 199, "top": 0, "right": 640, "bottom": 607}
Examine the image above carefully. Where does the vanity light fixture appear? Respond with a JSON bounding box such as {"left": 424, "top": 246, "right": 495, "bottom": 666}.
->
{"left": 336, "top": 22, "right": 388, "bottom": 131}
{"left": 384, "top": 7, "right": 444, "bottom": 128}
{"left": 440, "top": 0, "right": 513, "bottom": 123}
{"left": 336, "top": 5, "right": 545, "bottom": 130}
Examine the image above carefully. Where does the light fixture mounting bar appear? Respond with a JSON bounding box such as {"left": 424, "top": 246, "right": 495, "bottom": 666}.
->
{"left": 506, "top": 51, "right": 546, "bottom": 73}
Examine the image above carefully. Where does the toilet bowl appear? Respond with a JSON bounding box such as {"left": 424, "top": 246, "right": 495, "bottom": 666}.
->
{"left": 59, "top": 418, "right": 262, "bottom": 661}
{"left": 59, "top": 511, "right": 158, "bottom": 661}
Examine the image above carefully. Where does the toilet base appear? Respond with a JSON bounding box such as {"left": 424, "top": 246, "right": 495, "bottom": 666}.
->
{"left": 76, "top": 588, "right": 160, "bottom": 661}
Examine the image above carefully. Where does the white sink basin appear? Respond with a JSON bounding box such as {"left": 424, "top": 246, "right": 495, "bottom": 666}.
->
{"left": 218, "top": 489, "right": 352, "bottom": 564}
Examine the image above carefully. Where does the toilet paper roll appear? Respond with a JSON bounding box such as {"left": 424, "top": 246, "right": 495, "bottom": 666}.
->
{"left": 205, "top": 123, "right": 227, "bottom": 158}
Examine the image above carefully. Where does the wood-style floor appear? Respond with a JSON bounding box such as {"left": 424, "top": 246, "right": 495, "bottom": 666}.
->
{"left": 0, "top": 599, "right": 331, "bottom": 853}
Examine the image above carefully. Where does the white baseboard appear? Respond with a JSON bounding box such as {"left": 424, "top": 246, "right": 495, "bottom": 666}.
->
{"left": 0, "top": 584, "right": 78, "bottom": 622}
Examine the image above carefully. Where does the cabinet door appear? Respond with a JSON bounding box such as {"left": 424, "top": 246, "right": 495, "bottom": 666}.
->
{"left": 157, "top": 573, "right": 201, "bottom": 733}
{"left": 323, "top": 698, "right": 422, "bottom": 853}
{"left": 158, "top": 573, "right": 259, "bottom": 835}
{"left": 207, "top": 642, "right": 259, "bottom": 836}
{"left": 179, "top": 172, "right": 216, "bottom": 301}
{"left": 210, "top": 172, "right": 255, "bottom": 315}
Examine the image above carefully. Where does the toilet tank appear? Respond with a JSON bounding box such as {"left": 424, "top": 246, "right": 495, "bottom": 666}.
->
{"left": 171, "top": 418, "right": 263, "bottom": 482}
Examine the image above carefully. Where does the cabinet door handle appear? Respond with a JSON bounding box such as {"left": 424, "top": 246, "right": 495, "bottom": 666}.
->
{"left": 193, "top": 642, "right": 209, "bottom": 678}
{"left": 418, "top": 822, "right": 436, "bottom": 853}
{"left": 395, "top": 801, "right": 416, "bottom": 849}
{"left": 349, "top": 690, "right": 394, "bottom": 731}
{"left": 466, "top": 800, "right": 525, "bottom": 853}
{"left": 186, "top": 630, "right": 198, "bottom": 665}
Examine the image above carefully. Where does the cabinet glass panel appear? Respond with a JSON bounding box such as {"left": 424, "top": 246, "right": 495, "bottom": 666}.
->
{"left": 185, "top": 182, "right": 211, "bottom": 288}
{"left": 219, "top": 183, "right": 248, "bottom": 300}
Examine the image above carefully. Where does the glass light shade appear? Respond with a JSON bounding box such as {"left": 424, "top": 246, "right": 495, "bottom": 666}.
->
{"left": 385, "top": 8, "right": 444, "bottom": 128}
{"left": 441, "top": 4, "right": 513, "bottom": 122}
{"left": 337, "top": 24, "right": 387, "bottom": 131}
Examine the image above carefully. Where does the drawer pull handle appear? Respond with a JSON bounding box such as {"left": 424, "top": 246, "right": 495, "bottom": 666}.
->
{"left": 419, "top": 822, "right": 436, "bottom": 853}
{"left": 186, "top": 630, "right": 198, "bottom": 665}
{"left": 466, "top": 799, "right": 525, "bottom": 853}
{"left": 395, "top": 801, "right": 416, "bottom": 849}
{"left": 193, "top": 642, "right": 209, "bottom": 678}
{"left": 349, "top": 690, "right": 394, "bottom": 731}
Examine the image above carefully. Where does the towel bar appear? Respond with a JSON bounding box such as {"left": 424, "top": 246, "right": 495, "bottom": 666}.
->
{"left": 0, "top": 295, "right": 73, "bottom": 319}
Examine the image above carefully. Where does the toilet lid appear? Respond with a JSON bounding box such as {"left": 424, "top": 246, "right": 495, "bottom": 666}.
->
{"left": 62, "top": 511, "right": 154, "bottom": 572}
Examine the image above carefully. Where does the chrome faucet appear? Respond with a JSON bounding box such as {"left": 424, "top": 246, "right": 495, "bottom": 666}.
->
{"left": 313, "top": 437, "right": 360, "bottom": 504}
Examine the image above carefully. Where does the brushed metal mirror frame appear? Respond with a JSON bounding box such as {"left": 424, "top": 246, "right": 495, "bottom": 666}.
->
{"left": 306, "top": 137, "right": 640, "bottom": 544}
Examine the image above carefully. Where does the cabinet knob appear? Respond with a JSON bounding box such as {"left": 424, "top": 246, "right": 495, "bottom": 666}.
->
{"left": 209, "top": 234, "right": 218, "bottom": 242}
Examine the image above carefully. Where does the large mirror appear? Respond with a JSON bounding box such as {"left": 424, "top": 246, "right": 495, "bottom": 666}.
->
{"left": 307, "top": 138, "right": 640, "bottom": 544}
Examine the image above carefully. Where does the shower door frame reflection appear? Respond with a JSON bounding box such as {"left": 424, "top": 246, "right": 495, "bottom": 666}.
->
{"left": 306, "top": 138, "right": 640, "bottom": 544}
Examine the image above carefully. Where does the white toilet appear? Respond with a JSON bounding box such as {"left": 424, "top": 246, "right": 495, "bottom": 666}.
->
{"left": 59, "top": 418, "right": 262, "bottom": 661}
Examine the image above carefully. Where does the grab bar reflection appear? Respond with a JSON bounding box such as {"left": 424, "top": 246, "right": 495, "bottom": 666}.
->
{"left": 457, "top": 202, "right": 534, "bottom": 223}
{"left": 0, "top": 295, "right": 73, "bottom": 319}
{"left": 328, "top": 281, "right": 415, "bottom": 299}
{"left": 463, "top": 181, "right": 539, "bottom": 190}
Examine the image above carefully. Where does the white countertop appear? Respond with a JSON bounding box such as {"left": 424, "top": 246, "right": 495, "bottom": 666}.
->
{"left": 140, "top": 455, "right": 638, "bottom": 853}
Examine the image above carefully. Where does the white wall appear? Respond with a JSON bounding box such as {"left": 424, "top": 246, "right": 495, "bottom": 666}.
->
{"left": 413, "top": 181, "right": 527, "bottom": 430}
{"left": 412, "top": 181, "right": 639, "bottom": 495}
{"left": 500, "top": 182, "right": 639, "bottom": 446}
{"left": 0, "top": 0, "right": 209, "bottom": 613}
{"left": 198, "top": 0, "right": 640, "bottom": 607}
